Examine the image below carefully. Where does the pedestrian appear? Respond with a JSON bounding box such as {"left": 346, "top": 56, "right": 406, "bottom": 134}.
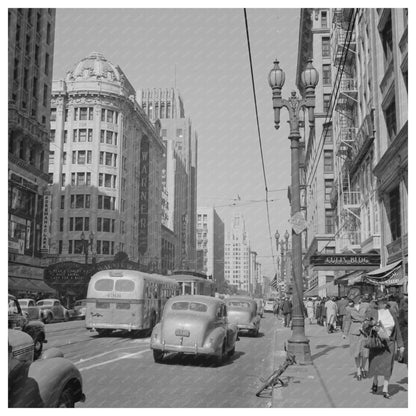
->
{"left": 306, "top": 297, "right": 314, "bottom": 324}
{"left": 325, "top": 297, "right": 338, "bottom": 333}
{"left": 387, "top": 294, "right": 399, "bottom": 317}
{"left": 336, "top": 296, "right": 348, "bottom": 331}
{"left": 273, "top": 299, "right": 279, "bottom": 319}
{"left": 367, "top": 296, "right": 404, "bottom": 399}
{"left": 315, "top": 297, "right": 322, "bottom": 325}
{"left": 282, "top": 297, "right": 292, "bottom": 328}
{"left": 398, "top": 293, "right": 408, "bottom": 366}
{"left": 320, "top": 297, "right": 327, "bottom": 326}
{"left": 343, "top": 296, "right": 369, "bottom": 380}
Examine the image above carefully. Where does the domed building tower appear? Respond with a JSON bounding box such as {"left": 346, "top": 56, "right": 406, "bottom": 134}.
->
{"left": 48, "top": 52, "right": 164, "bottom": 273}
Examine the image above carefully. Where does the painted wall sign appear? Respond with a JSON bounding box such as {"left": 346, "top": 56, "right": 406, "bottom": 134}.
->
{"left": 310, "top": 254, "right": 380, "bottom": 271}
{"left": 138, "top": 137, "right": 149, "bottom": 255}
{"left": 41, "top": 193, "right": 51, "bottom": 251}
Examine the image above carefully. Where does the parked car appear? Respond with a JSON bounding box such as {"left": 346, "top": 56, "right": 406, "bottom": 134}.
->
{"left": 8, "top": 329, "right": 86, "bottom": 407}
{"left": 254, "top": 298, "right": 264, "bottom": 317}
{"left": 69, "top": 299, "right": 87, "bottom": 320}
{"left": 225, "top": 297, "right": 261, "bottom": 337}
{"left": 150, "top": 295, "right": 238, "bottom": 364}
{"left": 8, "top": 294, "right": 46, "bottom": 359}
{"left": 36, "top": 299, "right": 70, "bottom": 323}
{"left": 18, "top": 298, "right": 44, "bottom": 321}
{"left": 264, "top": 299, "right": 275, "bottom": 313}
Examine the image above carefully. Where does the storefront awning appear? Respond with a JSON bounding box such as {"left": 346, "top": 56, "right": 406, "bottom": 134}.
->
{"left": 348, "top": 272, "right": 366, "bottom": 286}
{"left": 365, "top": 261, "right": 405, "bottom": 286}
{"left": 9, "top": 277, "right": 56, "bottom": 294}
{"left": 366, "top": 260, "right": 402, "bottom": 277}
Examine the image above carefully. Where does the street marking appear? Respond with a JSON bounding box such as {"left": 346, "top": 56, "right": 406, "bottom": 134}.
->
{"left": 74, "top": 344, "right": 149, "bottom": 365}
{"left": 79, "top": 349, "right": 149, "bottom": 371}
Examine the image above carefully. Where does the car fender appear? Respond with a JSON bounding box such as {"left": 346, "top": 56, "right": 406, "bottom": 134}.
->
{"left": 150, "top": 322, "right": 162, "bottom": 347}
{"left": 203, "top": 326, "right": 226, "bottom": 350}
{"left": 251, "top": 315, "right": 261, "bottom": 326}
{"left": 28, "top": 357, "right": 83, "bottom": 407}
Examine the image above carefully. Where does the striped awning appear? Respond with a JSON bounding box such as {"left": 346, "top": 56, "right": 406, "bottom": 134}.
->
{"left": 364, "top": 260, "right": 403, "bottom": 285}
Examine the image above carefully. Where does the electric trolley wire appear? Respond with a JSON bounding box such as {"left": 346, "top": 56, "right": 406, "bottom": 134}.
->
{"left": 243, "top": 8, "right": 278, "bottom": 276}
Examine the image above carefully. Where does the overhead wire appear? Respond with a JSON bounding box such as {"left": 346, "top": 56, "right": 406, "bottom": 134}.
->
{"left": 243, "top": 8, "right": 278, "bottom": 276}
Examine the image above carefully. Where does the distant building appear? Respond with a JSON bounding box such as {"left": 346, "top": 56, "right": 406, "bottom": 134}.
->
{"left": 196, "top": 207, "right": 225, "bottom": 290}
{"left": 140, "top": 88, "right": 198, "bottom": 271}
{"left": 48, "top": 52, "right": 164, "bottom": 268}
{"left": 8, "top": 8, "right": 57, "bottom": 294}
{"left": 224, "top": 212, "right": 250, "bottom": 293}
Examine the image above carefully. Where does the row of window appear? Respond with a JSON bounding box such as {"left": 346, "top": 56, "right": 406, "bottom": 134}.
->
{"left": 59, "top": 216, "right": 116, "bottom": 233}
{"left": 65, "top": 239, "right": 116, "bottom": 255}
{"left": 61, "top": 194, "right": 117, "bottom": 211}
{"left": 59, "top": 172, "right": 118, "bottom": 189}
{"left": 99, "top": 152, "right": 117, "bottom": 167}
{"left": 51, "top": 107, "right": 119, "bottom": 124}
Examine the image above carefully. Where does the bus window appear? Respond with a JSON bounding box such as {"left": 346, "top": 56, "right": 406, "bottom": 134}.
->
{"left": 115, "top": 279, "right": 135, "bottom": 292}
{"left": 95, "top": 279, "right": 114, "bottom": 291}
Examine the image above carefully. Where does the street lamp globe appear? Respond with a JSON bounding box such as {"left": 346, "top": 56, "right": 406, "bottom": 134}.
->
{"left": 274, "top": 229, "right": 280, "bottom": 245}
{"left": 268, "top": 60, "right": 285, "bottom": 90}
{"left": 284, "top": 229, "right": 290, "bottom": 241}
{"left": 301, "top": 59, "right": 319, "bottom": 90}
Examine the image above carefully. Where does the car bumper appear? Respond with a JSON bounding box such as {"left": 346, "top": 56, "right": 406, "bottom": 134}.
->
{"left": 150, "top": 340, "right": 218, "bottom": 356}
{"left": 236, "top": 323, "right": 257, "bottom": 332}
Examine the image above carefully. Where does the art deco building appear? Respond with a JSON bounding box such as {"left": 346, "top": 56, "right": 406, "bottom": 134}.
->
{"left": 140, "top": 88, "right": 198, "bottom": 271}
{"left": 196, "top": 207, "right": 225, "bottom": 290}
{"left": 48, "top": 52, "right": 164, "bottom": 268}
{"left": 8, "top": 8, "right": 57, "bottom": 294}
{"left": 224, "top": 212, "right": 250, "bottom": 293}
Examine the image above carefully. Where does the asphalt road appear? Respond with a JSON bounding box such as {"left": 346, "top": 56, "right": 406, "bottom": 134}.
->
{"left": 43, "top": 312, "right": 279, "bottom": 407}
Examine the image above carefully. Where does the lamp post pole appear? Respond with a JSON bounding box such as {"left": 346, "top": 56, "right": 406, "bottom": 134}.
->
{"left": 269, "top": 59, "right": 318, "bottom": 364}
{"left": 81, "top": 231, "right": 94, "bottom": 265}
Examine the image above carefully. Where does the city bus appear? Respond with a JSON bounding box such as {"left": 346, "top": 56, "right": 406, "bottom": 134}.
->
{"left": 171, "top": 271, "right": 215, "bottom": 297}
{"left": 85, "top": 269, "right": 178, "bottom": 336}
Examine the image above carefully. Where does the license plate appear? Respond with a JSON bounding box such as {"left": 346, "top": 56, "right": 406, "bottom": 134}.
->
{"left": 175, "top": 329, "right": 190, "bottom": 337}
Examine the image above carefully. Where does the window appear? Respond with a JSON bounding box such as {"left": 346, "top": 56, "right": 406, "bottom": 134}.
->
{"left": 85, "top": 194, "right": 91, "bottom": 208}
{"left": 72, "top": 151, "right": 76, "bottom": 164}
{"left": 323, "top": 93, "right": 331, "bottom": 113}
{"left": 107, "top": 110, "right": 114, "bottom": 123}
{"left": 32, "top": 77, "right": 38, "bottom": 98}
{"left": 100, "top": 130, "right": 105, "bottom": 143}
{"left": 73, "top": 129, "right": 78, "bottom": 142}
{"left": 321, "top": 11, "right": 328, "bottom": 28}
{"left": 98, "top": 173, "right": 103, "bottom": 187}
{"left": 71, "top": 173, "right": 76, "bottom": 186}
{"left": 384, "top": 99, "right": 397, "bottom": 141}
{"left": 59, "top": 217, "right": 64, "bottom": 232}
{"left": 43, "top": 84, "right": 48, "bottom": 106}
{"left": 58, "top": 240, "right": 63, "bottom": 254}
{"left": 105, "top": 152, "right": 112, "bottom": 166}
{"left": 77, "top": 172, "right": 85, "bottom": 186}
{"left": 50, "top": 130, "right": 55, "bottom": 141}
{"left": 103, "top": 218, "right": 111, "bottom": 232}
{"left": 388, "top": 186, "right": 401, "bottom": 240}
{"left": 87, "top": 150, "right": 92, "bottom": 164}
{"left": 322, "top": 37, "right": 330, "bottom": 57}
{"left": 63, "top": 130, "right": 68, "bottom": 143}
{"left": 102, "top": 240, "right": 110, "bottom": 255}
{"left": 65, "top": 109, "right": 69, "bottom": 122}
{"left": 13, "top": 59, "right": 19, "bottom": 81}
{"left": 324, "top": 179, "right": 333, "bottom": 202}
{"left": 61, "top": 173, "right": 66, "bottom": 187}
{"left": 86, "top": 172, "right": 91, "bottom": 185}
{"left": 46, "top": 22, "right": 51, "bottom": 44}
{"left": 78, "top": 151, "right": 86, "bottom": 164}
{"left": 106, "top": 131, "right": 113, "bottom": 144}
{"left": 76, "top": 194, "right": 84, "bottom": 208}
{"left": 380, "top": 16, "right": 393, "bottom": 67}
{"left": 325, "top": 209, "right": 335, "bottom": 234}
{"left": 45, "top": 53, "right": 49, "bottom": 75}
{"left": 104, "top": 174, "right": 112, "bottom": 187}
{"left": 79, "top": 129, "right": 87, "bottom": 142}
{"left": 99, "top": 152, "right": 104, "bottom": 164}
{"left": 97, "top": 218, "right": 102, "bottom": 232}
{"left": 60, "top": 195, "right": 65, "bottom": 209}
{"left": 50, "top": 108, "right": 56, "bottom": 121}
{"left": 75, "top": 217, "right": 83, "bottom": 231}
{"left": 101, "top": 109, "right": 106, "bottom": 122}
{"left": 324, "top": 150, "right": 333, "bottom": 173}
{"left": 63, "top": 152, "right": 67, "bottom": 165}
{"left": 322, "top": 64, "right": 331, "bottom": 85}
{"left": 88, "top": 129, "right": 93, "bottom": 142}
{"left": 79, "top": 108, "right": 88, "bottom": 120}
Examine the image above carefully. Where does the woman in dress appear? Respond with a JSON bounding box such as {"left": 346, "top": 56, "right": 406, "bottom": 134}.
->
{"left": 343, "top": 297, "right": 368, "bottom": 380}
{"left": 366, "top": 296, "right": 404, "bottom": 399}
{"left": 306, "top": 298, "right": 315, "bottom": 324}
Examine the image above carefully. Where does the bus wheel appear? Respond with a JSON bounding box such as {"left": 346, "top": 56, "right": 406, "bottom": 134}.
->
{"left": 153, "top": 349, "right": 164, "bottom": 363}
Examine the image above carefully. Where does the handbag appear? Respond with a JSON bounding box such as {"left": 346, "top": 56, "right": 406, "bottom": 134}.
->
{"left": 363, "top": 327, "right": 386, "bottom": 350}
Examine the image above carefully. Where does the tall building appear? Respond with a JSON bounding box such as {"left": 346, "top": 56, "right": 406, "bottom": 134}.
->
{"left": 298, "top": 8, "right": 408, "bottom": 296}
{"left": 8, "top": 8, "right": 57, "bottom": 294}
{"left": 224, "top": 212, "right": 250, "bottom": 293}
{"left": 140, "top": 88, "right": 198, "bottom": 272}
{"left": 297, "top": 8, "right": 336, "bottom": 297}
{"left": 48, "top": 52, "right": 164, "bottom": 269}
{"left": 196, "top": 207, "right": 225, "bottom": 290}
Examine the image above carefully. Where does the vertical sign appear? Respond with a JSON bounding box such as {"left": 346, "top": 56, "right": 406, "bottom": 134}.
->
{"left": 138, "top": 137, "right": 149, "bottom": 255}
{"left": 41, "top": 193, "right": 50, "bottom": 251}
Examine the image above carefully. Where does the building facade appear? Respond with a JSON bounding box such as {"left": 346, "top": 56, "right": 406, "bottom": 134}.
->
{"left": 224, "top": 212, "right": 250, "bottom": 294}
{"left": 298, "top": 8, "right": 408, "bottom": 296}
{"left": 297, "top": 8, "right": 336, "bottom": 297}
{"left": 140, "top": 88, "right": 198, "bottom": 272}
{"left": 196, "top": 207, "right": 225, "bottom": 290}
{"left": 8, "top": 8, "right": 57, "bottom": 294}
{"left": 48, "top": 52, "right": 164, "bottom": 269}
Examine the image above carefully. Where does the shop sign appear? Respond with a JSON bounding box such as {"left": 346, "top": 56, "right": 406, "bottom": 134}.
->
{"left": 138, "top": 138, "right": 149, "bottom": 255}
{"left": 310, "top": 254, "right": 380, "bottom": 271}
{"left": 41, "top": 193, "right": 50, "bottom": 251}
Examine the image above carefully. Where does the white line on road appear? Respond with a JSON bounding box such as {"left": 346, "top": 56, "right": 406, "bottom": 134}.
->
{"left": 78, "top": 349, "right": 149, "bottom": 372}
{"left": 74, "top": 343, "right": 149, "bottom": 365}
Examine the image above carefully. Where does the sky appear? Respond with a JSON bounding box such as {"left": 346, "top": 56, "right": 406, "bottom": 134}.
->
{"left": 52, "top": 7, "right": 301, "bottom": 277}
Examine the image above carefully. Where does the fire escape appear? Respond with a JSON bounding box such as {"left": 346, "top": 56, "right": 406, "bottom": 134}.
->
{"left": 331, "top": 9, "right": 361, "bottom": 253}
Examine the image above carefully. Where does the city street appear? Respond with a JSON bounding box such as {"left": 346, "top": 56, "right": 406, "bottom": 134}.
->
{"left": 44, "top": 313, "right": 279, "bottom": 407}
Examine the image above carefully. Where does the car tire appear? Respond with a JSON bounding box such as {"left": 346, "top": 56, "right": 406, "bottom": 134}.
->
{"left": 33, "top": 334, "right": 44, "bottom": 360}
{"left": 57, "top": 388, "right": 75, "bottom": 408}
{"left": 153, "top": 349, "right": 164, "bottom": 363}
{"left": 216, "top": 342, "right": 225, "bottom": 365}
{"left": 64, "top": 312, "right": 70, "bottom": 322}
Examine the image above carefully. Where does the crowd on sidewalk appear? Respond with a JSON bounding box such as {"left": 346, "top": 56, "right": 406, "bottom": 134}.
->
{"left": 271, "top": 291, "right": 408, "bottom": 400}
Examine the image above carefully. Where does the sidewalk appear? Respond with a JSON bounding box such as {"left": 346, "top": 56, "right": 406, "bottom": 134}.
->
{"left": 271, "top": 319, "right": 408, "bottom": 407}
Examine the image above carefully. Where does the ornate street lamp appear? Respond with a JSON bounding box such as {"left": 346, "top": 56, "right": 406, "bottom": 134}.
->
{"left": 81, "top": 231, "right": 94, "bottom": 265}
{"left": 269, "top": 58, "right": 318, "bottom": 364}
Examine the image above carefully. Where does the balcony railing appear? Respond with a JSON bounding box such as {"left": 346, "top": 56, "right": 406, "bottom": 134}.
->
{"left": 342, "top": 191, "right": 360, "bottom": 207}
{"left": 335, "top": 127, "right": 356, "bottom": 157}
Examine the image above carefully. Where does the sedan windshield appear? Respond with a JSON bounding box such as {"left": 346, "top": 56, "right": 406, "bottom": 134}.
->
{"left": 227, "top": 301, "right": 250, "bottom": 308}
{"left": 18, "top": 300, "right": 28, "bottom": 307}
{"left": 37, "top": 300, "right": 53, "bottom": 307}
{"left": 171, "top": 302, "right": 208, "bottom": 312}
